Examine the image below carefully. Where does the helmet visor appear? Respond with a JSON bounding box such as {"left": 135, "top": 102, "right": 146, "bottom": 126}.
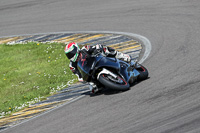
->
{"left": 66, "top": 46, "right": 78, "bottom": 60}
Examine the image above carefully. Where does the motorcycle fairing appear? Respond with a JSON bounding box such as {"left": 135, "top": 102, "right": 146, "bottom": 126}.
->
{"left": 77, "top": 53, "right": 140, "bottom": 83}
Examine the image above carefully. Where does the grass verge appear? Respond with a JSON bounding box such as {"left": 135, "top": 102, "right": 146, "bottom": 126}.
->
{"left": 0, "top": 42, "right": 78, "bottom": 118}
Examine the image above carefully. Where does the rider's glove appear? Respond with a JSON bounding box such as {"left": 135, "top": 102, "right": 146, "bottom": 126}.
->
{"left": 123, "top": 54, "right": 131, "bottom": 62}
{"left": 116, "top": 52, "right": 131, "bottom": 63}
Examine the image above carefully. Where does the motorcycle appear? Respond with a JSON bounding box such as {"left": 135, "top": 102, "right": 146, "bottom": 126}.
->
{"left": 77, "top": 51, "right": 148, "bottom": 91}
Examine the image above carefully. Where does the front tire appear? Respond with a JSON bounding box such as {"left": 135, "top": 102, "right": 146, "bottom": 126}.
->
{"left": 137, "top": 65, "right": 149, "bottom": 81}
{"left": 98, "top": 74, "right": 130, "bottom": 91}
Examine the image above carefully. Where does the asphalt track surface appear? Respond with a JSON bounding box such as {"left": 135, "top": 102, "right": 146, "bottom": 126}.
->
{"left": 1, "top": 0, "right": 200, "bottom": 133}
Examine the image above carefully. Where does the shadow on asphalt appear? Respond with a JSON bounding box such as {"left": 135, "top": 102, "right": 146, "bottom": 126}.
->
{"left": 85, "top": 88, "right": 129, "bottom": 97}
{"left": 87, "top": 77, "right": 150, "bottom": 97}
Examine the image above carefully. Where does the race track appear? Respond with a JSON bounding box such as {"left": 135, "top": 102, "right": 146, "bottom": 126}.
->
{"left": 1, "top": 0, "right": 200, "bottom": 133}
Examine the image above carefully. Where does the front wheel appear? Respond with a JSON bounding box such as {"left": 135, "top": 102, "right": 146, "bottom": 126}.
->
{"left": 98, "top": 74, "right": 130, "bottom": 91}
{"left": 136, "top": 65, "right": 149, "bottom": 81}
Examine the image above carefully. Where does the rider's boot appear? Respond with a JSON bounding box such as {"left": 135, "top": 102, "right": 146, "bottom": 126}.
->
{"left": 89, "top": 82, "right": 101, "bottom": 94}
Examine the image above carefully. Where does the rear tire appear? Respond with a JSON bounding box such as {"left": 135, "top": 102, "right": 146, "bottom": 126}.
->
{"left": 98, "top": 75, "right": 130, "bottom": 91}
{"left": 137, "top": 65, "right": 149, "bottom": 81}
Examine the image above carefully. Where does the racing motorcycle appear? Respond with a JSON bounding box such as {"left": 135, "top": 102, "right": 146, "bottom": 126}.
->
{"left": 77, "top": 51, "right": 148, "bottom": 91}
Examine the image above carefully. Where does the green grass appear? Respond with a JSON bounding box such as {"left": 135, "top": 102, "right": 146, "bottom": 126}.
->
{"left": 0, "top": 42, "right": 78, "bottom": 117}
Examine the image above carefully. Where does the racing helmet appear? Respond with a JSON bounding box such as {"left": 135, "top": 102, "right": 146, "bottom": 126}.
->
{"left": 65, "top": 42, "right": 80, "bottom": 62}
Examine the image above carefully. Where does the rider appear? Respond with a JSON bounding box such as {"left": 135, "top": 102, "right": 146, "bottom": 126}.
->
{"left": 64, "top": 42, "right": 131, "bottom": 93}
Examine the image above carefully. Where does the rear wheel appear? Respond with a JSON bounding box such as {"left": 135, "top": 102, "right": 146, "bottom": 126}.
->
{"left": 136, "top": 65, "right": 149, "bottom": 81}
{"left": 98, "top": 74, "right": 130, "bottom": 91}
